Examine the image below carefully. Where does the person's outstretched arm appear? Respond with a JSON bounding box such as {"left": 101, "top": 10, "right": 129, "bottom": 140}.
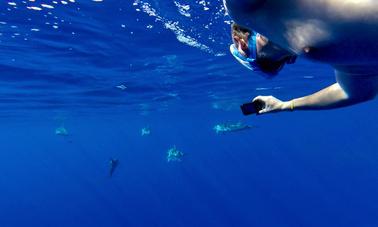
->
{"left": 253, "top": 71, "right": 378, "bottom": 114}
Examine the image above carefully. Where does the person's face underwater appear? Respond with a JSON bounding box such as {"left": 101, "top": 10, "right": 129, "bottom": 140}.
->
{"left": 233, "top": 33, "right": 296, "bottom": 75}
{"left": 232, "top": 33, "right": 267, "bottom": 57}
{"left": 232, "top": 33, "right": 250, "bottom": 57}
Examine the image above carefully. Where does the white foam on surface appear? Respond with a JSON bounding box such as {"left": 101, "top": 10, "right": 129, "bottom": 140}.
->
{"left": 27, "top": 6, "right": 42, "bottom": 10}
{"left": 41, "top": 4, "right": 54, "bottom": 9}
{"left": 133, "top": 0, "right": 222, "bottom": 56}
{"left": 174, "top": 1, "right": 191, "bottom": 17}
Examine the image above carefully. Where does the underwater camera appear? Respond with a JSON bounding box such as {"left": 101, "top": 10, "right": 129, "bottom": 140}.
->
{"left": 240, "top": 100, "right": 264, "bottom": 115}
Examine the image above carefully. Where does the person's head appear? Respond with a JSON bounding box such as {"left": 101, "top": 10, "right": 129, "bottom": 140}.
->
{"left": 230, "top": 23, "right": 296, "bottom": 77}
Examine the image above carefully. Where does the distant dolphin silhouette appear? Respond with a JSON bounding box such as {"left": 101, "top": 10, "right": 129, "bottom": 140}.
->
{"left": 55, "top": 126, "right": 68, "bottom": 136}
{"left": 213, "top": 122, "right": 251, "bottom": 134}
{"left": 109, "top": 159, "right": 119, "bottom": 177}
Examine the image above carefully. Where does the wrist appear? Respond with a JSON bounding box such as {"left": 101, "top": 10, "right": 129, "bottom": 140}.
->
{"left": 281, "top": 100, "right": 295, "bottom": 111}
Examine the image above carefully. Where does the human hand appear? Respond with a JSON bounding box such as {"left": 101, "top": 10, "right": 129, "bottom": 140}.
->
{"left": 252, "top": 95, "right": 287, "bottom": 114}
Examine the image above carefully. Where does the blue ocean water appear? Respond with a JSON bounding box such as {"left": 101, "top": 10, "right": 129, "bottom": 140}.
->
{"left": 1, "top": 0, "right": 378, "bottom": 226}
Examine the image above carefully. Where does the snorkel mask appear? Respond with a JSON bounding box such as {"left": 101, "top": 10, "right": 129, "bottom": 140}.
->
{"left": 230, "top": 32, "right": 260, "bottom": 71}
{"left": 230, "top": 32, "right": 297, "bottom": 77}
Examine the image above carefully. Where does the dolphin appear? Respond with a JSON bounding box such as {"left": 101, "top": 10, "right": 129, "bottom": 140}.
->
{"left": 109, "top": 159, "right": 119, "bottom": 177}
{"left": 141, "top": 127, "right": 151, "bottom": 136}
{"left": 55, "top": 126, "right": 68, "bottom": 136}
{"left": 213, "top": 122, "right": 251, "bottom": 134}
{"left": 167, "top": 146, "right": 184, "bottom": 162}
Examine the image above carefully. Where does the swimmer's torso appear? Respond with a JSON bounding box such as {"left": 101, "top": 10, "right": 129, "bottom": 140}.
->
{"left": 224, "top": 0, "right": 378, "bottom": 65}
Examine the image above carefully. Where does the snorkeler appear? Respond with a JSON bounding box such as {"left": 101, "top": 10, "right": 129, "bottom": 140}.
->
{"left": 225, "top": 0, "right": 378, "bottom": 114}
{"left": 109, "top": 158, "right": 119, "bottom": 177}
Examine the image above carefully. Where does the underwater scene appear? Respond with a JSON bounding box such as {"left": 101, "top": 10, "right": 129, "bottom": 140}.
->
{"left": 1, "top": 0, "right": 378, "bottom": 226}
